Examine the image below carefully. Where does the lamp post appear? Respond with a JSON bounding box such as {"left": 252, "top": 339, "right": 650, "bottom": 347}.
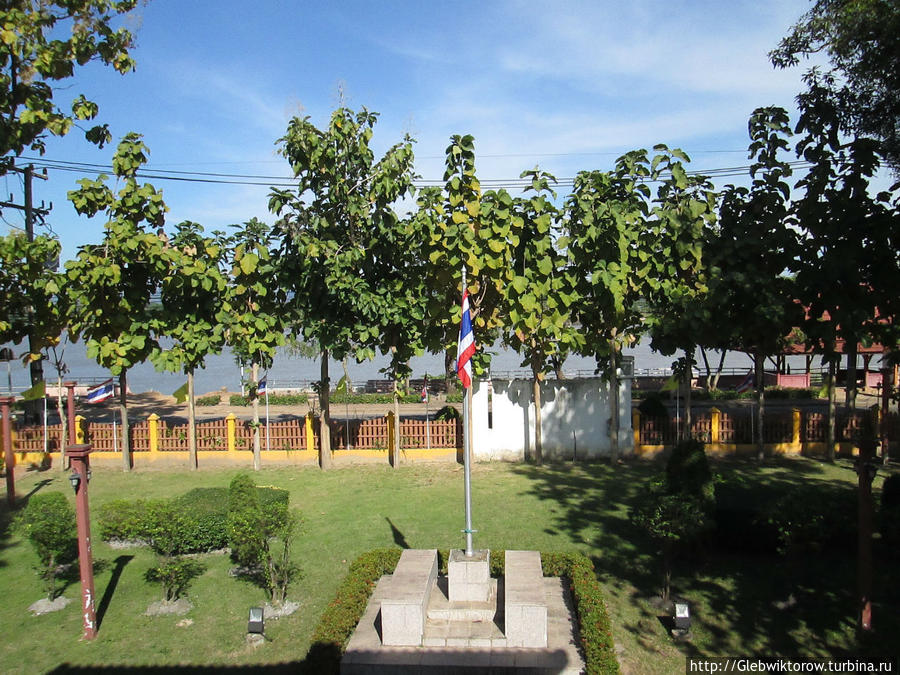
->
{"left": 65, "top": 443, "right": 97, "bottom": 640}
{"left": 1, "top": 396, "right": 15, "bottom": 507}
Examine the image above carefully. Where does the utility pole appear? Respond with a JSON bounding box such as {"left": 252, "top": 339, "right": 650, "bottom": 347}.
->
{"left": 1, "top": 162, "right": 51, "bottom": 422}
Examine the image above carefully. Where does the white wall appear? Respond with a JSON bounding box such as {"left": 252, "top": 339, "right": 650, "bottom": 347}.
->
{"left": 470, "top": 376, "right": 632, "bottom": 461}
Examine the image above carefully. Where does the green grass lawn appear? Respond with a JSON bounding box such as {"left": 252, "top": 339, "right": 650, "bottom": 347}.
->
{"left": 1, "top": 457, "right": 897, "bottom": 673}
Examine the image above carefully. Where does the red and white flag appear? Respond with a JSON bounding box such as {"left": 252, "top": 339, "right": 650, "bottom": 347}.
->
{"left": 456, "top": 289, "right": 476, "bottom": 389}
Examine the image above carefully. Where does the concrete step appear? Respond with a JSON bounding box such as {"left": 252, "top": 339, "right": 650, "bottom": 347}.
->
{"left": 426, "top": 576, "right": 498, "bottom": 623}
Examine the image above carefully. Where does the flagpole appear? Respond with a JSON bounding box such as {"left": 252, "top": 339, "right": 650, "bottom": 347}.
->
{"left": 425, "top": 378, "right": 431, "bottom": 452}
{"left": 462, "top": 266, "right": 474, "bottom": 557}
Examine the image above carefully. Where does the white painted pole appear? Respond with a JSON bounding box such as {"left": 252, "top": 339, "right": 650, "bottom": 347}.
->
{"left": 43, "top": 395, "right": 48, "bottom": 453}
{"left": 265, "top": 386, "right": 270, "bottom": 453}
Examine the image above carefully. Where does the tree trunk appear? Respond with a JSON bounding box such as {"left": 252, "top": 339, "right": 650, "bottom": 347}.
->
{"left": 119, "top": 370, "right": 131, "bottom": 472}
{"left": 532, "top": 361, "right": 543, "bottom": 466}
{"left": 857, "top": 412, "right": 876, "bottom": 632}
{"left": 56, "top": 373, "right": 66, "bottom": 471}
{"left": 609, "top": 338, "right": 620, "bottom": 464}
{"left": 342, "top": 357, "right": 352, "bottom": 394}
{"left": 252, "top": 362, "right": 261, "bottom": 471}
{"left": 319, "top": 349, "right": 333, "bottom": 470}
{"left": 846, "top": 341, "right": 858, "bottom": 413}
{"left": 827, "top": 359, "right": 837, "bottom": 462}
{"left": 683, "top": 351, "right": 693, "bottom": 438}
{"left": 754, "top": 351, "right": 765, "bottom": 461}
{"left": 445, "top": 350, "right": 456, "bottom": 395}
{"left": 392, "top": 377, "right": 401, "bottom": 468}
{"left": 188, "top": 371, "right": 197, "bottom": 470}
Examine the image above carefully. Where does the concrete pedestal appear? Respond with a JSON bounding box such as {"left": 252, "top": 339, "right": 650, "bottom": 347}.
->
{"left": 448, "top": 549, "right": 491, "bottom": 603}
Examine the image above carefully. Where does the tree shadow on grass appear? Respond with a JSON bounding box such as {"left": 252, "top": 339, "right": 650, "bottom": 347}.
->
{"left": 510, "top": 456, "right": 900, "bottom": 663}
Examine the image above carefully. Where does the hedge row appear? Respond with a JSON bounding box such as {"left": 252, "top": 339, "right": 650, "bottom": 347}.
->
{"left": 96, "top": 486, "right": 289, "bottom": 554}
{"left": 305, "top": 548, "right": 618, "bottom": 675}
{"left": 634, "top": 387, "right": 820, "bottom": 401}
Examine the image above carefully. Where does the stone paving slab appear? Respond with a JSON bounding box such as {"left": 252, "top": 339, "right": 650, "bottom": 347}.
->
{"left": 342, "top": 574, "right": 584, "bottom": 674}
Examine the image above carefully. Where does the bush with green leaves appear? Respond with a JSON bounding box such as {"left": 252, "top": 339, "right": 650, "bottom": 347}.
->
{"left": 19, "top": 492, "right": 77, "bottom": 599}
{"left": 144, "top": 557, "right": 205, "bottom": 602}
{"left": 630, "top": 439, "right": 716, "bottom": 601}
{"left": 96, "top": 498, "right": 149, "bottom": 542}
{"left": 196, "top": 394, "right": 221, "bottom": 406}
{"left": 227, "top": 473, "right": 300, "bottom": 604}
{"left": 762, "top": 485, "right": 856, "bottom": 556}
{"left": 138, "top": 499, "right": 205, "bottom": 601}
{"left": 881, "top": 474, "right": 900, "bottom": 556}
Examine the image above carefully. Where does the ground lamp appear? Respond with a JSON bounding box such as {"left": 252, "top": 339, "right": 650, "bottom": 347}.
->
{"left": 248, "top": 607, "right": 264, "bottom": 635}
{"left": 65, "top": 443, "right": 97, "bottom": 640}
{"left": 673, "top": 600, "right": 691, "bottom": 638}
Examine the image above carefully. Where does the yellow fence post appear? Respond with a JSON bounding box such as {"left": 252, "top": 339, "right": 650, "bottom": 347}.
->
{"left": 632, "top": 409, "right": 641, "bottom": 454}
{"left": 226, "top": 413, "right": 236, "bottom": 453}
{"left": 305, "top": 412, "right": 315, "bottom": 454}
{"left": 792, "top": 408, "right": 801, "bottom": 453}
{"left": 710, "top": 407, "right": 721, "bottom": 445}
{"left": 148, "top": 413, "right": 159, "bottom": 454}
{"left": 74, "top": 415, "right": 86, "bottom": 444}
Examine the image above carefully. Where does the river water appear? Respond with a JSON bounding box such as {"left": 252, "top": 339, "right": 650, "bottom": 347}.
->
{"left": 0, "top": 336, "right": 794, "bottom": 395}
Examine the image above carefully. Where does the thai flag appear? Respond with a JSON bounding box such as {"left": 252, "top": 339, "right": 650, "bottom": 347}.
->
{"left": 735, "top": 371, "right": 754, "bottom": 393}
{"left": 421, "top": 375, "right": 428, "bottom": 403}
{"left": 456, "top": 289, "right": 476, "bottom": 389}
{"left": 86, "top": 379, "right": 114, "bottom": 404}
{"left": 258, "top": 378, "right": 267, "bottom": 395}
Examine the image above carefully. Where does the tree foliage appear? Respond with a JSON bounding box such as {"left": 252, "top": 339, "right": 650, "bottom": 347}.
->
{"left": 65, "top": 132, "right": 169, "bottom": 470}
{"left": 0, "top": 0, "right": 139, "bottom": 162}
{"left": 20, "top": 491, "right": 77, "bottom": 599}
{"left": 771, "top": 0, "right": 900, "bottom": 170}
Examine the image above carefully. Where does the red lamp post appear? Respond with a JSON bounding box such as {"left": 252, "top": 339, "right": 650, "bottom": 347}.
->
{"left": 1, "top": 396, "right": 15, "bottom": 507}
{"left": 65, "top": 443, "right": 98, "bottom": 640}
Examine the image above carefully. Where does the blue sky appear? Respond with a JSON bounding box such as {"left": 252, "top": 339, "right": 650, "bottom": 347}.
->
{"left": 3, "top": 0, "right": 823, "bottom": 262}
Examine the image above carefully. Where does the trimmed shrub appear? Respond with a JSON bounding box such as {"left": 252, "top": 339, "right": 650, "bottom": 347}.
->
{"left": 96, "top": 498, "right": 150, "bottom": 542}
{"left": 196, "top": 394, "right": 221, "bottom": 406}
{"left": 227, "top": 474, "right": 265, "bottom": 567}
{"left": 434, "top": 405, "right": 460, "bottom": 421}
{"left": 97, "top": 487, "right": 288, "bottom": 554}
{"left": 144, "top": 557, "right": 205, "bottom": 602}
{"left": 20, "top": 492, "right": 77, "bottom": 599}
{"left": 306, "top": 548, "right": 618, "bottom": 675}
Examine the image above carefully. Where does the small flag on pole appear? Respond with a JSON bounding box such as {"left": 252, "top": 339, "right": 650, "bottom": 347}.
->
{"left": 660, "top": 374, "right": 679, "bottom": 392}
{"left": 257, "top": 377, "right": 267, "bottom": 395}
{"left": 735, "top": 371, "right": 754, "bottom": 393}
{"left": 456, "top": 290, "right": 476, "bottom": 389}
{"left": 86, "top": 379, "right": 114, "bottom": 404}
{"left": 421, "top": 375, "right": 428, "bottom": 403}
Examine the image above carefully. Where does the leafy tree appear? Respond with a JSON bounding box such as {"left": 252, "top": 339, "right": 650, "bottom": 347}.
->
{"left": 269, "top": 107, "right": 416, "bottom": 470}
{"left": 220, "top": 218, "right": 285, "bottom": 471}
{"left": 771, "top": 0, "right": 900, "bottom": 171}
{"left": 226, "top": 473, "right": 299, "bottom": 605}
{"left": 415, "top": 135, "right": 520, "bottom": 388}
{"left": 65, "top": 133, "right": 169, "bottom": 471}
{"left": 566, "top": 151, "right": 655, "bottom": 463}
{"left": 705, "top": 108, "right": 802, "bottom": 460}
{"left": 0, "top": 233, "right": 68, "bottom": 426}
{"left": 630, "top": 439, "right": 715, "bottom": 602}
{"left": 792, "top": 86, "right": 899, "bottom": 457}
{"left": 152, "top": 221, "right": 228, "bottom": 470}
{"left": 645, "top": 147, "right": 717, "bottom": 438}
{"left": 503, "top": 169, "right": 582, "bottom": 464}
{"left": 19, "top": 491, "right": 77, "bottom": 599}
{"left": 1, "top": 0, "right": 139, "bottom": 163}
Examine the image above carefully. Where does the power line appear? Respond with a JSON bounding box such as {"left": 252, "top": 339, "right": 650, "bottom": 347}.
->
{"left": 19, "top": 154, "right": 816, "bottom": 190}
